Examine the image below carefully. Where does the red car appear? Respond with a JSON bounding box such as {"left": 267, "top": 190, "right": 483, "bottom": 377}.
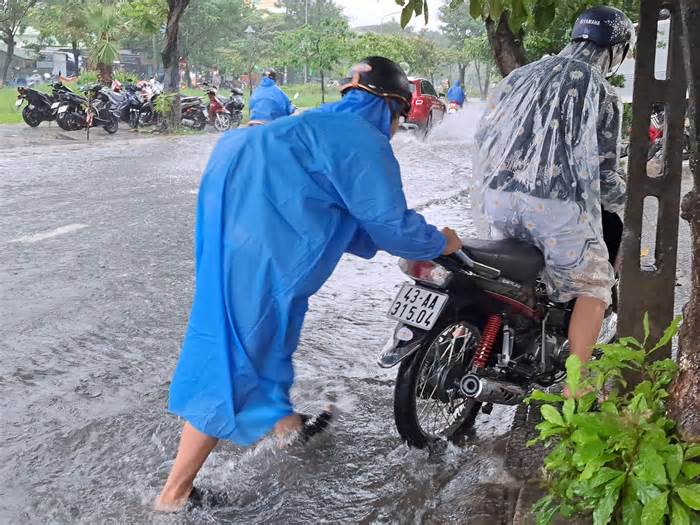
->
{"left": 401, "top": 77, "right": 446, "bottom": 134}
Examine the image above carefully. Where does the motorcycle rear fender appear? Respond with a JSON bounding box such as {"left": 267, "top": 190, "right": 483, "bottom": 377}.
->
{"left": 377, "top": 323, "right": 430, "bottom": 368}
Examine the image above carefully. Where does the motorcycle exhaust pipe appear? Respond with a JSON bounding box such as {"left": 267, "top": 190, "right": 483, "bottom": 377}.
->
{"left": 460, "top": 374, "right": 527, "bottom": 405}
{"left": 181, "top": 118, "right": 195, "bottom": 127}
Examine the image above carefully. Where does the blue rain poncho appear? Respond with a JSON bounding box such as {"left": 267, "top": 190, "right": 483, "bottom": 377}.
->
{"left": 249, "top": 77, "right": 294, "bottom": 122}
{"left": 168, "top": 89, "right": 446, "bottom": 445}
{"left": 447, "top": 81, "right": 465, "bottom": 105}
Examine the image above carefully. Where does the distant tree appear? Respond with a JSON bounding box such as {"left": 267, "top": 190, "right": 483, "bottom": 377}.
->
{"left": 278, "top": 0, "right": 345, "bottom": 28}
{"left": 161, "top": 0, "right": 191, "bottom": 127}
{"left": 350, "top": 32, "right": 416, "bottom": 71}
{"left": 463, "top": 34, "right": 494, "bottom": 98}
{"left": 30, "top": 0, "right": 89, "bottom": 76}
{"left": 439, "top": 1, "right": 483, "bottom": 84}
{"left": 86, "top": 1, "right": 126, "bottom": 84}
{"left": 275, "top": 18, "right": 350, "bottom": 102}
{"left": 0, "top": 0, "right": 39, "bottom": 83}
{"left": 409, "top": 34, "right": 441, "bottom": 85}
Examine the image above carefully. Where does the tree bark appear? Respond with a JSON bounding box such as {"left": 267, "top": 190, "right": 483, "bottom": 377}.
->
{"left": 97, "top": 62, "right": 113, "bottom": 85}
{"left": 485, "top": 12, "right": 527, "bottom": 77}
{"left": 458, "top": 63, "right": 466, "bottom": 86}
{"left": 320, "top": 69, "right": 325, "bottom": 104}
{"left": 669, "top": 0, "right": 700, "bottom": 441}
{"left": 484, "top": 66, "right": 491, "bottom": 99}
{"left": 1, "top": 34, "right": 15, "bottom": 84}
{"left": 161, "top": 0, "right": 191, "bottom": 130}
{"left": 70, "top": 39, "right": 80, "bottom": 76}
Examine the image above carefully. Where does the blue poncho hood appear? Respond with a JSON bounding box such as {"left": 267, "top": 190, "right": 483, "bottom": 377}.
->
{"left": 318, "top": 89, "right": 397, "bottom": 139}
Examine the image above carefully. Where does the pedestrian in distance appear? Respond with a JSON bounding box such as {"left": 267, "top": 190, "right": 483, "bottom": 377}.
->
{"left": 155, "top": 56, "right": 464, "bottom": 511}
{"left": 248, "top": 68, "right": 295, "bottom": 125}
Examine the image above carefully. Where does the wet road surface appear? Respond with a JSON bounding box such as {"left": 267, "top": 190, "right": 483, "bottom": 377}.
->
{"left": 0, "top": 111, "right": 691, "bottom": 524}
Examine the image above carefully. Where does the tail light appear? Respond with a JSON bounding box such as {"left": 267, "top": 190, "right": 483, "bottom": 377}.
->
{"left": 398, "top": 259, "right": 452, "bottom": 287}
{"left": 415, "top": 99, "right": 424, "bottom": 105}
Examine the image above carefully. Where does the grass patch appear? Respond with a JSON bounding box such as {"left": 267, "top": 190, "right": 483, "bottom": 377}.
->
{"left": 281, "top": 83, "right": 341, "bottom": 108}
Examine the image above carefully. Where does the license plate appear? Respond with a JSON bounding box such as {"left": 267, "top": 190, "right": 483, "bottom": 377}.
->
{"left": 58, "top": 105, "right": 68, "bottom": 113}
{"left": 51, "top": 102, "right": 60, "bottom": 109}
{"left": 15, "top": 99, "right": 22, "bottom": 107}
{"left": 388, "top": 284, "right": 448, "bottom": 330}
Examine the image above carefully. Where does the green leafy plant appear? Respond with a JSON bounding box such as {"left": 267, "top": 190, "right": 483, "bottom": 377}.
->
{"left": 77, "top": 70, "right": 99, "bottom": 85}
{"left": 527, "top": 315, "right": 700, "bottom": 525}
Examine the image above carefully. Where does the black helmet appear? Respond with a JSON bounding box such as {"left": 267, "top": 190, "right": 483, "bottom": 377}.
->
{"left": 263, "top": 68, "right": 277, "bottom": 81}
{"left": 572, "top": 6, "right": 635, "bottom": 48}
{"left": 340, "top": 56, "right": 412, "bottom": 117}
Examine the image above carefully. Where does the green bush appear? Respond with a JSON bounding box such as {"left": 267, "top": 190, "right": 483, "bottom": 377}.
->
{"left": 77, "top": 70, "right": 99, "bottom": 86}
{"left": 113, "top": 70, "right": 138, "bottom": 85}
{"left": 528, "top": 314, "right": 700, "bottom": 525}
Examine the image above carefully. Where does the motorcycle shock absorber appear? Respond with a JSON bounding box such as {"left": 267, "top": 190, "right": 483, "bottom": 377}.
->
{"left": 471, "top": 314, "right": 501, "bottom": 369}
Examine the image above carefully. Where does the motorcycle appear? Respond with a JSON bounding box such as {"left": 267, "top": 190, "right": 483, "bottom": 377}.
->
{"left": 139, "top": 92, "right": 207, "bottom": 131}
{"left": 447, "top": 101, "right": 462, "bottom": 114}
{"left": 110, "top": 80, "right": 142, "bottom": 128}
{"left": 224, "top": 87, "right": 245, "bottom": 129}
{"left": 379, "top": 213, "right": 622, "bottom": 448}
{"left": 645, "top": 105, "right": 690, "bottom": 161}
{"left": 15, "top": 82, "right": 72, "bottom": 127}
{"left": 56, "top": 84, "right": 119, "bottom": 134}
{"left": 202, "top": 85, "right": 233, "bottom": 131}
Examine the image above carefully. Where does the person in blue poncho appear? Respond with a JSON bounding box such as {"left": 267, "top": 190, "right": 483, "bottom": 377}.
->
{"left": 248, "top": 68, "right": 295, "bottom": 123}
{"left": 447, "top": 80, "right": 465, "bottom": 107}
{"left": 155, "top": 56, "right": 463, "bottom": 511}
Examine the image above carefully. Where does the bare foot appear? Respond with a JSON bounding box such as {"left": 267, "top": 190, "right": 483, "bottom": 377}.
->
{"left": 154, "top": 485, "right": 192, "bottom": 512}
{"left": 274, "top": 413, "right": 303, "bottom": 447}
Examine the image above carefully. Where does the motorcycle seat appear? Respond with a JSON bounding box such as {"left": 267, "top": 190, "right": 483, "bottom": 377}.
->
{"left": 181, "top": 95, "right": 201, "bottom": 103}
{"left": 461, "top": 238, "right": 544, "bottom": 283}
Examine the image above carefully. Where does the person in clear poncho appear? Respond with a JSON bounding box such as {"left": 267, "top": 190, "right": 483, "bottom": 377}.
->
{"left": 473, "top": 6, "right": 635, "bottom": 391}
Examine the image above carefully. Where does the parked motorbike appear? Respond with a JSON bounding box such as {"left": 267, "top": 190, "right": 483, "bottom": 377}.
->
{"left": 447, "top": 101, "right": 462, "bottom": 114}
{"left": 110, "top": 80, "right": 142, "bottom": 128}
{"left": 139, "top": 92, "right": 207, "bottom": 130}
{"left": 644, "top": 105, "right": 690, "bottom": 161}
{"left": 55, "top": 84, "right": 119, "bottom": 134}
{"left": 15, "top": 82, "right": 72, "bottom": 127}
{"left": 203, "top": 85, "right": 233, "bottom": 131}
{"left": 224, "top": 87, "right": 245, "bottom": 129}
{"left": 379, "top": 213, "right": 622, "bottom": 448}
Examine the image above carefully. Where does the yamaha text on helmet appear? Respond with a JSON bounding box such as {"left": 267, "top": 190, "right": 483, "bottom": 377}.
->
{"left": 571, "top": 6, "right": 636, "bottom": 72}
{"left": 339, "top": 56, "right": 412, "bottom": 118}
{"left": 263, "top": 68, "right": 277, "bottom": 82}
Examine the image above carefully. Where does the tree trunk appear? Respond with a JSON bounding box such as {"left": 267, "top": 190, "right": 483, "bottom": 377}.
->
{"left": 161, "top": 0, "right": 191, "bottom": 130}
{"left": 485, "top": 12, "right": 527, "bottom": 77}
{"left": 184, "top": 60, "right": 192, "bottom": 88}
{"left": 474, "top": 62, "right": 484, "bottom": 99}
{"left": 320, "top": 69, "right": 325, "bottom": 104}
{"left": 484, "top": 66, "right": 491, "bottom": 99}
{"left": 1, "top": 34, "right": 15, "bottom": 84}
{"left": 458, "top": 63, "right": 466, "bottom": 86}
{"left": 97, "top": 62, "right": 113, "bottom": 85}
{"left": 71, "top": 39, "right": 80, "bottom": 76}
{"left": 669, "top": 0, "right": 700, "bottom": 441}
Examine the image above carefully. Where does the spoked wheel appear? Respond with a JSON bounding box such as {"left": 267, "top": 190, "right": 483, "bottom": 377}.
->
{"left": 214, "top": 112, "right": 232, "bottom": 132}
{"left": 393, "top": 318, "right": 482, "bottom": 448}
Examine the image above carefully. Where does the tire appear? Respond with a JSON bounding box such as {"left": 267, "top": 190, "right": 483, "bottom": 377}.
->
{"left": 648, "top": 139, "right": 662, "bottom": 161}
{"left": 103, "top": 116, "right": 119, "bottom": 134}
{"left": 422, "top": 113, "right": 433, "bottom": 139}
{"left": 129, "top": 110, "right": 140, "bottom": 129}
{"left": 22, "top": 106, "right": 42, "bottom": 127}
{"left": 393, "top": 315, "right": 483, "bottom": 448}
{"left": 57, "top": 112, "right": 79, "bottom": 131}
{"left": 214, "top": 112, "right": 232, "bottom": 132}
{"left": 192, "top": 111, "right": 207, "bottom": 130}
{"left": 230, "top": 112, "right": 243, "bottom": 129}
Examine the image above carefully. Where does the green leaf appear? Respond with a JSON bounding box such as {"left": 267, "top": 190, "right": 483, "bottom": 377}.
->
{"left": 400, "top": 6, "right": 413, "bottom": 28}
{"left": 469, "top": 0, "right": 483, "bottom": 20}
{"left": 651, "top": 315, "right": 683, "bottom": 352}
{"left": 631, "top": 475, "right": 664, "bottom": 505}
{"left": 541, "top": 404, "right": 565, "bottom": 427}
{"left": 672, "top": 497, "right": 691, "bottom": 525}
{"left": 527, "top": 390, "right": 564, "bottom": 404}
{"left": 687, "top": 446, "right": 700, "bottom": 461}
{"left": 449, "top": 0, "right": 463, "bottom": 8}
{"left": 593, "top": 476, "right": 624, "bottom": 525}
{"left": 667, "top": 444, "right": 685, "bottom": 482}
{"left": 562, "top": 398, "right": 575, "bottom": 423}
{"left": 618, "top": 335, "right": 644, "bottom": 349}
{"left": 634, "top": 448, "right": 669, "bottom": 486}
{"left": 676, "top": 486, "right": 700, "bottom": 510}
{"left": 643, "top": 312, "right": 651, "bottom": 345}
{"left": 642, "top": 491, "right": 669, "bottom": 525}
{"left": 682, "top": 462, "right": 700, "bottom": 481}
{"left": 566, "top": 355, "right": 583, "bottom": 398}
{"left": 578, "top": 392, "right": 597, "bottom": 413}
{"left": 623, "top": 499, "right": 644, "bottom": 525}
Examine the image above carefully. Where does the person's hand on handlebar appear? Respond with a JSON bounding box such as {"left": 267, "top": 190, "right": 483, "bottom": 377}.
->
{"left": 441, "top": 227, "right": 463, "bottom": 255}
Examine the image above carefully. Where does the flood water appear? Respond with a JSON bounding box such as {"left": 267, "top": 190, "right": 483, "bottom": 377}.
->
{"left": 0, "top": 106, "right": 523, "bottom": 524}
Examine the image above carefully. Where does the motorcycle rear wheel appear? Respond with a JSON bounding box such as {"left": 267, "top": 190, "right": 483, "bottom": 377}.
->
{"left": 393, "top": 316, "right": 483, "bottom": 448}
{"left": 103, "top": 116, "right": 119, "bottom": 134}
{"left": 22, "top": 106, "right": 42, "bottom": 127}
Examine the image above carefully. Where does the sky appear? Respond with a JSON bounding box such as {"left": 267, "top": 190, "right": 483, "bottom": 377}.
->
{"left": 335, "top": 0, "right": 446, "bottom": 31}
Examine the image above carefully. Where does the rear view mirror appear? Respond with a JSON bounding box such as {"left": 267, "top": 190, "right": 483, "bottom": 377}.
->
{"left": 293, "top": 92, "right": 300, "bottom": 100}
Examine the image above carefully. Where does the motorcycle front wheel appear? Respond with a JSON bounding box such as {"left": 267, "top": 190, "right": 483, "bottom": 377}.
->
{"left": 22, "top": 106, "right": 43, "bottom": 127}
{"left": 393, "top": 316, "right": 483, "bottom": 448}
{"left": 214, "top": 112, "right": 232, "bottom": 132}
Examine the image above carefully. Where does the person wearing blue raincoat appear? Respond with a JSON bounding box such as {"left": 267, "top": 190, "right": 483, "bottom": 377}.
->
{"left": 249, "top": 68, "right": 295, "bottom": 123}
{"left": 447, "top": 80, "right": 465, "bottom": 107}
{"left": 155, "top": 56, "right": 463, "bottom": 511}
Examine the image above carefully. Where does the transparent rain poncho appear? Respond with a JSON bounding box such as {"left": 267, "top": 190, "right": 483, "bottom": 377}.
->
{"left": 473, "top": 42, "right": 627, "bottom": 305}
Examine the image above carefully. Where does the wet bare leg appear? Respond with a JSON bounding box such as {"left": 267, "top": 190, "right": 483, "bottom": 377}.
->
{"left": 564, "top": 296, "right": 606, "bottom": 398}
{"left": 274, "top": 414, "right": 303, "bottom": 446}
{"left": 155, "top": 422, "right": 218, "bottom": 511}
